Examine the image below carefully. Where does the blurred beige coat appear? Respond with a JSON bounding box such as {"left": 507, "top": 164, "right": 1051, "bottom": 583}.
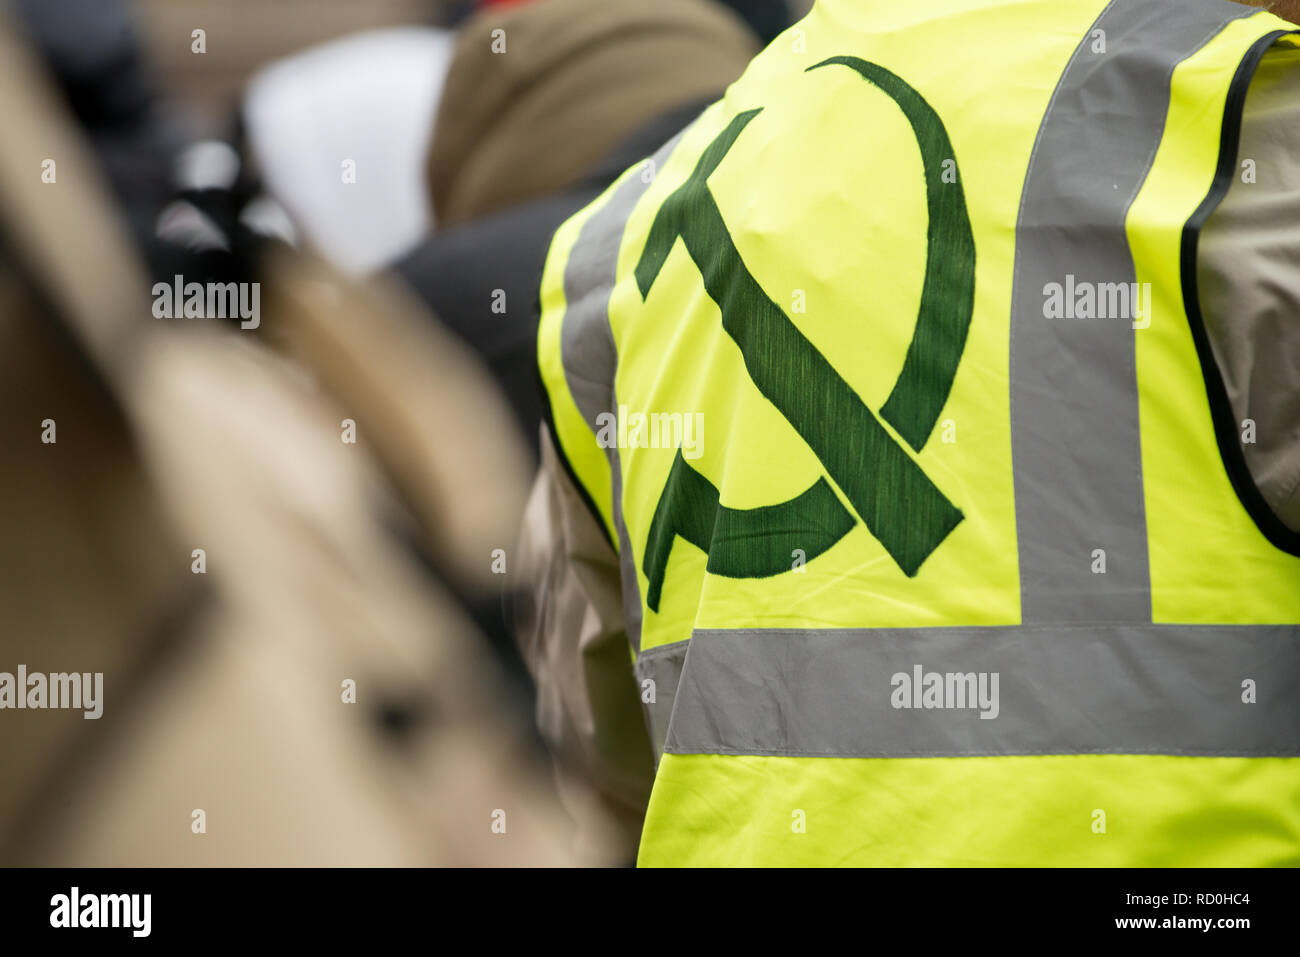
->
{"left": 0, "top": 18, "right": 588, "bottom": 866}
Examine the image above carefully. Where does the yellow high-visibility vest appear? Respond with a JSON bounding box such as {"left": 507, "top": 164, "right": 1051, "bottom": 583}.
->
{"left": 537, "top": 0, "right": 1300, "bottom": 866}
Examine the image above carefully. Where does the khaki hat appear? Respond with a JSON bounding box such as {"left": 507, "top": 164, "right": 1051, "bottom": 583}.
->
{"left": 429, "top": 0, "right": 759, "bottom": 227}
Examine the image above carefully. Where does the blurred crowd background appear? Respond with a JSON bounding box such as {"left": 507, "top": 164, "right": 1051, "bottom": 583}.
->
{"left": 0, "top": 0, "right": 809, "bottom": 865}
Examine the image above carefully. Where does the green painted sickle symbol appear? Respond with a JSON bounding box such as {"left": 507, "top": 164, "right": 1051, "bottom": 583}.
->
{"left": 639, "top": 57, "right": 976, "bottom": 611}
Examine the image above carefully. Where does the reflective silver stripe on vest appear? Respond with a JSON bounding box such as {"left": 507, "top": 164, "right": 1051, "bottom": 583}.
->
{"left": 634, "top": 639, "right": 689, "bottom": 761}
{"left": 1009, "top": 0, "right": 1254, "bottom": 624}
{"left": 561, "top": 130, "right": 691, "bottom": 652}
{"left": 664, "top": 625, "right": 1300, "bottom": 757}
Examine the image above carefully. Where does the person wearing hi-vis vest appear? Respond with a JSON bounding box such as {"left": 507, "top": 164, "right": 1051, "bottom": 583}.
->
{"left": 517, "top": 0, "right": 1300, "bottom": 867}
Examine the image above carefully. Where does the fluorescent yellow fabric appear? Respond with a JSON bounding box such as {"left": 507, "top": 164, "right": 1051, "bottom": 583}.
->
{"left": 537, "top": 0, "right": 1300, "bottom": 866}
{"left": 642, "top": 754, "right": 1300, "bottom": 866}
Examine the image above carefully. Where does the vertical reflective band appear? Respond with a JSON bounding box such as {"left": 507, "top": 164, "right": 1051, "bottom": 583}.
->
{"left": 560, "top": 129, "right": 691, "bottom": 652}
{"left": 1009, "top": 0, "right": 1254, "bottom": 623}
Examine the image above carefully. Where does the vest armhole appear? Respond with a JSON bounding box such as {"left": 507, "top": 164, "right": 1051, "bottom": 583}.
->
{"left": 1179, "top": 27, "right": 1300, "bottom": 558}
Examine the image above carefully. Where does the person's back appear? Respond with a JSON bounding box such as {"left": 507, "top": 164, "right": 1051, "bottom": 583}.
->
{"left": 525, "top": 0, "right": 1300, "bottom": 865}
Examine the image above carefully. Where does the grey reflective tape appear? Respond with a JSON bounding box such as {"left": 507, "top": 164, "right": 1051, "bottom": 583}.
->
{"left": 560, "top": 129, "right": 690, "bottom": 428}
{"left": 608, "top": 455, "right": 643, "bottom": 652}
{"left": 633, "top": 639, "right": 689, "bottom": 762}
{"left": 1009, "top": 0, "right": 1255, "bottom": 624}
{"left": 665, "top": 625, "right": 1300, "bottom": 757}
{"left": 561, "top": 130, "right": 691, "bottom": 652}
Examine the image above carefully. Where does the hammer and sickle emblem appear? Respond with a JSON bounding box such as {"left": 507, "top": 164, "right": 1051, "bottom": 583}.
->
{"left": 638, "top": 57, "right": 977, "bottom": 612}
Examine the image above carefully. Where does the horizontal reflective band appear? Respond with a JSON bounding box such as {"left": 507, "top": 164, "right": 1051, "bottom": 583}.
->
{"left": 634, "top": 639, "right": 689, "bottom": 762}
{"left": 665, "top": 626, "right": 1300, "bottom": 757}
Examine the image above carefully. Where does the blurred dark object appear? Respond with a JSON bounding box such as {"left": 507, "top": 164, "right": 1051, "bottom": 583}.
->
{"left": 468, "top": 0, "right": 797, "bottom": 44}
{"left": 395, "top": 98, "right": 717, "bottom": 459}
{"left": 13, "top": 0, "right": 281, "bottom": 307}
{"left": 15, "top": 0, "right": 187, "bottom": 278}
{"left": 16, "top": 0, "right": 151, "bottom": 129}
{"left": 717, "top": 0, "right": 796, "bottom": 44}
